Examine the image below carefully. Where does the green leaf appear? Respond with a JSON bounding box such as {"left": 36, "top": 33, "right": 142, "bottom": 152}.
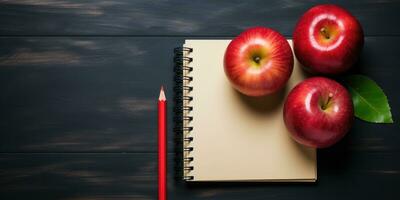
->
{"left": 345, "top": 75, "right": 393, "bottom": 123}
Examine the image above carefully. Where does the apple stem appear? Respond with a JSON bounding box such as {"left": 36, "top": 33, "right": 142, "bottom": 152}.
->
{"left": 322, "top": 93, "right": 334, "bottom": 110}
{"left": 320, "top": 27, "right": 330, "bottom": 39}
{"left": 253, "top": 56, "right": 261, "bottom": 64}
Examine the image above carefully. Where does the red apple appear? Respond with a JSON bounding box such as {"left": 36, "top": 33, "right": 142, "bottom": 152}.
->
{"left": 283, "top": 77, "right": 354, "bottom": 148}
{"left": 293, "top": 4, "right": 364, "bottom": 74}
{"left": 224, "top": 27, "right": 294, "bottom": 96}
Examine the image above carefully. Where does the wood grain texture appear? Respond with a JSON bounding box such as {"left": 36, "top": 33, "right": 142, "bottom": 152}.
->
{"left": 1, "top": 0, "right": 400, "bottom": 36}
{"left": 0, "top": 152, "right": 399, "bottom": 200}
{"left": 0, "top": 37, "right": 178, "bottom": 152}
{"left": 0, "top": 37, "right": 399, "bottom": 153}
{"left": 0, "top": 1, "right": 400, "bottom": 199}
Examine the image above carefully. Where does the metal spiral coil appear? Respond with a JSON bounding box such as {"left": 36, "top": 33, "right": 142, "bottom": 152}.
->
{"left": 173, "top": 46, "right": 194, "bottom": 181}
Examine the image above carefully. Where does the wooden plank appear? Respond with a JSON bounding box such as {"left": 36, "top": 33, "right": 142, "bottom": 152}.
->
{"left": 0, "top": 152, "right": 399, "bottom": 199}
{"left": 0, "top": 37, "right": 180, "bottom": 152}
{"left": 0, "top": 36, "right": 399, "bottom": 153}
{"left": 0, "top": 0, "right": 400, "bottom": 36}
{"left": 0, "top": 153, "right": 159, "bottom": 199}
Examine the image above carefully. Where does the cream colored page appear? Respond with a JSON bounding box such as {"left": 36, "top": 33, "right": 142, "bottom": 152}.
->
{"left": 184, "top": 40, "right": 316, "bottom": 181}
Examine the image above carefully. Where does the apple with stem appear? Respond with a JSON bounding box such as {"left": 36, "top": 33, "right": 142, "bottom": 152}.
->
{"left": 283, "top": 77, "right": 354, "bottom": 148}
{"left": 224, "top": 27, "right": 294, "bottom": 96}
{"left": 293, "top": 4, "right": 364, "bottom": 74}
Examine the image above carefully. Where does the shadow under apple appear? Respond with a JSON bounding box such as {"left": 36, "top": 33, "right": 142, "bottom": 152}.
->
{"left": 232, "top": 85, "right": 288, "bottom": 115}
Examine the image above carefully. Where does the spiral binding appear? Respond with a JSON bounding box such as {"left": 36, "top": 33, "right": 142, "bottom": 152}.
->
{"left": 173, "top": 46, "right": 194, "bottom": 181}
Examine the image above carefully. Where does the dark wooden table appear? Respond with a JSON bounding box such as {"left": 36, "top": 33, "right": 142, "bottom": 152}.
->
{"left": 0, "top": 1, "right": 399, "bottom": 199}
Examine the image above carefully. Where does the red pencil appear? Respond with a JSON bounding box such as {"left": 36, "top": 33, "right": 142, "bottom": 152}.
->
{"left": 158, "top": 86, "right": 167, "bottom": 200}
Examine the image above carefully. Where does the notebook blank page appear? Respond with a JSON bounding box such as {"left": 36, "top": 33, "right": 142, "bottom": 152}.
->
{"left": 185, "top": 40, "right": 316, "bottom": 181}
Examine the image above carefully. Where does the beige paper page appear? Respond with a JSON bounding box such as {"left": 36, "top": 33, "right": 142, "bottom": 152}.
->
{"left": 184, "top": 40, "right": 316, "bottom": 181}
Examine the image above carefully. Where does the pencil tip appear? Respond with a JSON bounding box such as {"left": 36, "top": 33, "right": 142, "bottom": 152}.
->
{"left": 159, "top": 86, "right": 166, "bottom": 101}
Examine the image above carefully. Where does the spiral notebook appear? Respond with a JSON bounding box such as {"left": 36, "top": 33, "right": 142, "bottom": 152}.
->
{"left": 175, "top": 39, "right": 317, "bottom": 182}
